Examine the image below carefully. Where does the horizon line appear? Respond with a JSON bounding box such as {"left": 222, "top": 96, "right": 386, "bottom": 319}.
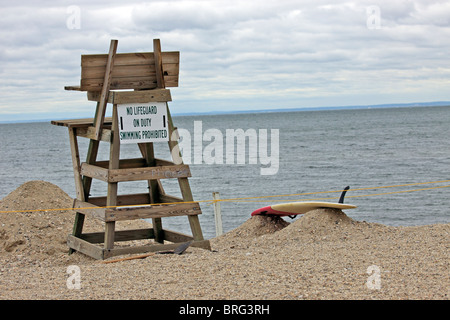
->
{"left": 1, "top": 100, "right": 449, "bottom": 124}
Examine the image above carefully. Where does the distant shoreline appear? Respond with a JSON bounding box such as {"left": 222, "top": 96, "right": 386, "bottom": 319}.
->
{"left": 1, "top": 101, "right": 449, "bottom": 124}
{"left": 174, "top": 101, "right": 450, "bottom": 116}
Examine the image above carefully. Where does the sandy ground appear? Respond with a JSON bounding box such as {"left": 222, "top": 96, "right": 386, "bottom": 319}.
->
{"left": 0, "top": 181, "right": 448, "bottom": 300}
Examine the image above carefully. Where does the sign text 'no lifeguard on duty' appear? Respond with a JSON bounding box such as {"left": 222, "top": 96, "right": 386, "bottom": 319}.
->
{"left": 117, "top": 102, "right": 169, "bottom": 144}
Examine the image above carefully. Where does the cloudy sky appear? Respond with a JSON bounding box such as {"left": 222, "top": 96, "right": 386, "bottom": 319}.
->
{"left": 1, "top": 0, "right": 450, "bottom": 121}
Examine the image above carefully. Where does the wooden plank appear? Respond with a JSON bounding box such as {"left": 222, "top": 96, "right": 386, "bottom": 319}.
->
{"left": 69, "top": 235, "right": 210, "bottom": 260}
{"left": 104, "top": 104, "right": 121, "bottom": 250}
{"left": 51, "top": 118, "right": 92, "bottom": 127}
{"left": 67, "top": 235, "right": 104, "bottom": 260}
{"left": 79, "top": 228, "right": 155, "bottom": 243}
{"left": 81, "top": 51, "right": 179, "bottom": 67}
{"left": 108, "top": 164, "right": 191, "bottom": 182}
{"left": 82, "top": 64, "right": 179, "bottom": 80}
{"left": 142, "top": 143, "right": 158, "bottom": 202}
{"left": 87, "top": 89, "right": 172, "bottom": 104}
{"left": 166, "top": 103, "right": 184, "bottom": 165}
{"left": 154, "top": 39, "right": 166, "bottom": 89}
{"left": 94, "top": 158, "right": 146, "bottom": 169}
{"left": 104, "top": 202, "right": 202, "bottom": 221}
{"left": 190, "top": 239, "right": 211, "bottom": 251}
{"left": 65, "top": 85, "right": 82, "bottom": 91}
{"left": 93, "top": 39, "right": 118, "bottom": 140}
{"left": 80, "top": 76, "right": 178, "bottom": 91}
{"left": 94, "top": 157, "right": 173, "bottom": 170}
{"left": 102, "top": 241, "right": 179, "bottom": 259}
{"left": 76, "top": 126, "right": 111, "bottom": 142}
{"left": 159, "top": 194, "right": 184, "bottom": 203}
{"left": 68, "top": 103, "right": 103, "bottom": 255}
{"left": 154, "top": 158, "right": 176, "bottom": 166}
{"left": 152, "top": 217, "right": 163, "bottom": 244}
{"left": 163, "top": 229, "right": 194, "bottom": 243}
{"left": 73, "top": 199, "right": 106, "bottom": 221}
{"left": 187, "top": 214, "right": 204, "bottom": 242}
{"left": 68, "top": 127, "right": 87, "bottom": 255}
{"left": 111, "top": 88, "right": 172, "bottom": 104}
{"left": 78, "top": 232, "right": 104, "bottom": 244}
{"left": 68, "top": 128, "right": 85, "bottom": 202}
{"left": 81, "top": 162, "right": 189, "bottom": 182}
{"left": 142, "top": 142, "right": 163, "bottom": 243}
{"left": 80, "top": 163, "right": 109, "bottom": 182}
{"left": 88, "top": 193, "right": 182, "bottom": 207}
{"left": 82, "top": 117, "right": 102, "bottom": 201}
{"left": 79, "top": 50, "right": 179, "bottom": 91}
{"left": 89, "top": 193, "right": 150, "bottom": 207}
{"left": 102, "top": 239, "right": 210, "bottom": 259}
{"left": 83, "top": 64, "right": 156, "bottom": 80}
{"left": 51, "top": 118, "right": 112, "bottom": 128}
{"left": 104, "top": 151, "right": 174, "bottom": 167}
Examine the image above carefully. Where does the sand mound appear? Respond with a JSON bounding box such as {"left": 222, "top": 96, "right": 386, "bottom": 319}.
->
{"left": 295, "top": 208, "right": 354, "bottom": 228}
{"left": 211, "top": 214, "right": 290, "bottom": 249}
{"left": 211, "top": 209, "right": 367, "bottom": 250}
{"left": 0, "top": 181, "right": 78, "bottom": 264}
{"left": 251, "top": 208, "right": 390, "bottom": 248}
{"left": 0, "top": 180, "right": 73, "bottom": 212}
{"left": 0, "top": 180, "right": 151, "bottom": 266}
{"left": 229, "top": 215, "right": 290, "bottom": 238}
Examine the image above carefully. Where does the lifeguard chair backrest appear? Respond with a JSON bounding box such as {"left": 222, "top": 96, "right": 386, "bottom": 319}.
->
{"left": 79, "top": 51, "right": 179, "bottom": 91}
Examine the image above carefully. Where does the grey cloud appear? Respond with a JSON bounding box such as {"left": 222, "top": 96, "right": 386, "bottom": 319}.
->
{"left": 130, "top": 1, "right": 290, "bottom": 32}
{"left": 1, "top": 1, "right": 449, "bottom": 120}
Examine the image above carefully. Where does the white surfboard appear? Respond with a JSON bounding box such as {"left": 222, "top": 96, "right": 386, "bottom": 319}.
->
{"left": 251, "top": 186, "right": 357, "bottom": 217}
{"left": 251, "top": 201, "right": 357, "bottom": 216}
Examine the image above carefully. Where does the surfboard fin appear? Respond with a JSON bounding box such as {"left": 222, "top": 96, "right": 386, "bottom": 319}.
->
{"left": 338, "top": 186, "right": 350, "bottom": 204}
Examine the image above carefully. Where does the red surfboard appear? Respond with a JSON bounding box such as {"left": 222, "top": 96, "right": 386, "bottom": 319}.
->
{"left": 251, "top": 205, "right": 293, "bottom": 217}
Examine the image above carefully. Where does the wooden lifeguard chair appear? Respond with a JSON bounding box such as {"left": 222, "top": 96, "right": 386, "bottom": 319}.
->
{"left": 51, "top": 39, "right": 210, "bottom": 260}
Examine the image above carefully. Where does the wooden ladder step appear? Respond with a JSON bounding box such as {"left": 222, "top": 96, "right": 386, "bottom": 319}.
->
{"left": 73, "top": 199, "right": 201, "bottom": 221}
{"left": 80, "top": 163, "right": 191, "bottom": 182}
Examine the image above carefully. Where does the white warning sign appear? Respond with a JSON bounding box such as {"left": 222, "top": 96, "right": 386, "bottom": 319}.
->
{"left": 117, "top": 102, "right": 169, "bottom": 144}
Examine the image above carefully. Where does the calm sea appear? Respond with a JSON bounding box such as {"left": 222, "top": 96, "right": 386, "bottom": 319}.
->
{"left": 1, "top": 106, "right": 449, "bottom": 239}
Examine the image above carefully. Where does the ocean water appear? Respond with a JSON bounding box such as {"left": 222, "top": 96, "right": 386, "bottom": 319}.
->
{"left": 1, "top": 106, "right": 449, "bottom": 239}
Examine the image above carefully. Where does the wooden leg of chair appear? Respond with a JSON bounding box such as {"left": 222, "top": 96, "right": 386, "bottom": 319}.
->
{"left": 104, "top": 222, "right": 116, "bottom": 250}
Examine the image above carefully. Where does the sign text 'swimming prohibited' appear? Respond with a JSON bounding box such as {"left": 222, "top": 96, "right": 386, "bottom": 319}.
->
{"left": 117, "top": 102, "right": 169, "bottom": 144}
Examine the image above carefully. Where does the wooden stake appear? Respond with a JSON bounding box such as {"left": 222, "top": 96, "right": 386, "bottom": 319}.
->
{"left": 213, "top": 192, "right": 223, "bottom": 236}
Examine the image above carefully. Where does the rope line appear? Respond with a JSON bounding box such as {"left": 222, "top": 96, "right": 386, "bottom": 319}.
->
{"left": 1, "top": 179, "right": 449, "bottom": 214}
{"left": 226, "top": 184, "right": 450, "bottom": 202}
{"left": 206, "top": 179, "right": 450, "bottom": 203}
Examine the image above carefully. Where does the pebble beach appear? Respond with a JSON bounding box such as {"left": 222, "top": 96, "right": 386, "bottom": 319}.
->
{"left": 0, "top": 181, "right": 448, "bottom": 300}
